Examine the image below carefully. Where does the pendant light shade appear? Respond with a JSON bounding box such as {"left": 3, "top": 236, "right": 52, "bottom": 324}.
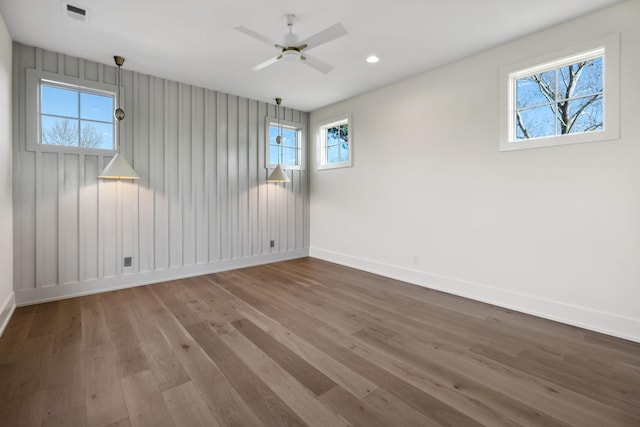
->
{"left": 98, "top": 152, "right": 140, "bottom": 179}
{"left": 99, "top": 55, "right": 139, "bottom": 180}
{"left": 267, "top": 163, "right": 290, "bottom": 182}
{"left": 267, "top": 97, "right": 290, "bottom": 183}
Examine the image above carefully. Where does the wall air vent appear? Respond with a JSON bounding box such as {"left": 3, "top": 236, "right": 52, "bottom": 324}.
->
{"left": 63, "top": 3, "right": 90, "bottom": 22}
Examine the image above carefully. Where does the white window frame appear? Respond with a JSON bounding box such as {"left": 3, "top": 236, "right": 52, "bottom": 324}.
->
{"left": 26, "top": 68, "right": 119, "bottom": 154}
{"left": 265, "top": 116, "right": 305, "bottom": 170}
{"left": 316, "top": 114, "right": 352, "bottom": 170}
{"left": 499, "top": 33, "right": 619, "bottom": 152}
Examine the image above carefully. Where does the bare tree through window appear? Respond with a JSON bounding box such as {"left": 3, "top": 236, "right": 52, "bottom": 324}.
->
{"left": 41, "top": 119, "right": 104, "bottom": 148}
{"left": 515, "top": 57, "right": 603, "bottom": 140}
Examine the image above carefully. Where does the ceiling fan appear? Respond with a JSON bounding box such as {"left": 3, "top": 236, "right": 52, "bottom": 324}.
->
{"left": 234, "top": 14, "right": 348, "bottom": 74}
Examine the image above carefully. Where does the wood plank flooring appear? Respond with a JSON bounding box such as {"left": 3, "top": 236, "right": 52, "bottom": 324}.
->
{"left": 1, "top": 257, "right": 639, "bottom": 426}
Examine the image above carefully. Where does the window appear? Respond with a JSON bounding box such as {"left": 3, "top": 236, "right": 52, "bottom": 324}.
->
{"left": 40, "top": 82, "right": 115, "bottom": 149}
{"left": 515, "top": 55, "right": 603, "bottom": 139}
{"left": 499, "top": 34, "right": 619, "bottom": 151}
{"left": 317, "top": 115, "right": 352, "bottom": 170}
{"left": 267, "top": 118, "right": 304, "bottom": 169}
{"left": 26, "top": 69, "right": 118, "bottom": 153}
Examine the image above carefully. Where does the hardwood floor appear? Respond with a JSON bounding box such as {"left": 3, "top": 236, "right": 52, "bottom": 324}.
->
{"left": 1, "top": 257, "right": 639, "bottom": 426}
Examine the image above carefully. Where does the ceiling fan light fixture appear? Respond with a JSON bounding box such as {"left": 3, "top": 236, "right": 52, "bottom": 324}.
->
{"left": 281, "top": 49, "right": 299, "bottom": 60}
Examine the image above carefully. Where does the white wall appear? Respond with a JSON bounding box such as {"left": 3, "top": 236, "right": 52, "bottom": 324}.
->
{"left": 0, "top": 13, "right": 14, "bottom": 335}
{"left": 13, "top": 44, "right": 310, "bottom": 305}
{"left": 310, "top": 1, "right": 640, "bottom": 342}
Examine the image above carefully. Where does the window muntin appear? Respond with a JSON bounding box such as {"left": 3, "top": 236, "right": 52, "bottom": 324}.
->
{"left": 39, "top": 81, "right": 115, "bottom": 150}
{"left": 513, "top": 53, "right": 603, "bottom": 141}
{"left": 499, "top": 34, "right": 619, "bottom": 152}
{"left": 317, "top": 116, "right": 352, "bottom": 170}
{"left": 325, "top": 121, "right": 349, "bottom": 164}
{"left": 267, "top": 119, "right": 303, "bottom": 168}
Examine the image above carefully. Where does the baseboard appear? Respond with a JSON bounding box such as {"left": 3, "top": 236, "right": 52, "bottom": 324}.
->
{"left": 310, "top": 247, "right": 640, "bottom": 343}
{"left": 0, "top": 290, "right": 16, "bottom": 337}
{"left": 16, "top": 250, "right": 309, "bottom": 306}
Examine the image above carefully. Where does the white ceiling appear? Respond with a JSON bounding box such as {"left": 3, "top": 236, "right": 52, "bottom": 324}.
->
{"left": 0, "top": 0, "right": 623, "bottom": 112}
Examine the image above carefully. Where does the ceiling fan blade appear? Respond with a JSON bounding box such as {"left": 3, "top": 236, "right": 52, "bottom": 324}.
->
{"left": 253, "top": 55, "right": 282, "bottom": 71}
{"left": 300, "top": 54, "right": 334, "bottom": 74}
{"left": 234, "top": 26, "right": 281, "bottom": 49}
{"left": 298, "top": 23, "right": 347, "bottom": 51}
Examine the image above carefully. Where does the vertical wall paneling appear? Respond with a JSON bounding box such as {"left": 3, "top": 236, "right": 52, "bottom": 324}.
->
{"left": 79, "top": 58, "right": 85, "bottom": 80}
{"left": 206, "top": 90, "right": 217, "bottom": 263}
{"left": 228, "top": 95, "right": 239, "bottom": 259}
{"left": 41, "top": 152, "right": 58, "bottom": 286}
{"left": 56, "top": 55, "right": 63, "bottom": 76}
{"left": 63, "top": 55, "right": 79, "bottom": 78}
{"left": 290, "top": 109, "right": 299, "bottom": 251}
{"left": 296, "top": 111, "right": 308, "bottom": 249}
{"left": 303, "top": 111, "right": 310, "bottom": 250}
{"left": 97, "top": 155, "right": 104, "bottom": 280}
{"left": 101, "top": 169, "right": 117, "bottom": 278}
{"left": 34, "top": 49, "right": 46, "bottom": 289}
{"left": 258, "top": 102, "right": 268, "bottom": 255}
{"left": 57, "top": 149, "right": 63, "bottom": 286}
{"left": 279, "top": 108, "right": 288, "bottom": 252}
{"left": 302, "top": 111, "right": 309, "bottom": 250}
{"left": 41, "top": 50, "right": 56, "bottom": 73}
{"left": 33, "top": 47, "right": 41, "bottom": 71}
{"left": 168, "top": 81, "right": 181, "bottom": 268}
{"left": 179, "top": 83, "right": 195, "bottom": 267}
{"left": 146, "top": 75, "right": 157, "bottom": 271}
{"left": 248, "top": 100, "right": 258, "bottom": 256}
{"left": 216, "top": 92, "right": 228, "bottom": 261}
{"left": 121, "top": 69, "right": 139, "bottom": 276}
{"left": 116, "top": 180, "right": 122, "bottom": 277}
{"left": 153, "top": 77, "right": 168, "bottom": 270}
{"left": 136, "top": 72, "right": 153, "bottom": 274}
{"left": 193, "top": 87, "right": 207, "bottom": 265}
{"left": 82, "top": 155, "right": 98, "bottom": 281}
{"left": 238, "top": 97, "right": 249, "bottom": 259}
{"left": 267, "top": 104, "right": 277, "bottom": 252}
{"left": 62, "top": 153, "right": 79, "bottom": 285}
{"left": 85, "top": 60, "right": 98, "bottom": 82}
{"left": 77, "top": 153, "right": 85, "bottom": 283}
{"left": 12, "top": 43, "right": 310, "bottom": 304}
{"left": 33, "top": 149, "right": 43, "bottom": 289}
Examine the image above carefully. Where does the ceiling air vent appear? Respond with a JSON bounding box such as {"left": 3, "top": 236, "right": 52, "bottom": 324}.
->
{"left": 63, "top": 3, "right": 90, "bottom": 22}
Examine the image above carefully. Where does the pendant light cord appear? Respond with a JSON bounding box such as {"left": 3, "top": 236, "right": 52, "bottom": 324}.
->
{"left": 116, "top": 63, "right": 121, "bottom": 154}
{"left": 276, "top": 98, "right": 283, "bottom": 165}
{"left": 279, "top": 103, "right": 283, "bottom": 165}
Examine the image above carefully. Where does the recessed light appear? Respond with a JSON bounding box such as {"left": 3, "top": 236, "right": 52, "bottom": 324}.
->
{"left": 366, "top": 55, "right": 380, "bottom": 64}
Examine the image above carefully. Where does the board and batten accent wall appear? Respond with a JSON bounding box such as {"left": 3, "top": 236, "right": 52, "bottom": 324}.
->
{"left": 12, "top": 43, "right": 309, "bottom": 305}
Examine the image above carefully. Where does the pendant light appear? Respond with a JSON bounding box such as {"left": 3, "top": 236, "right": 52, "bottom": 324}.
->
{"left": 98, "top": 56, "right": 139, "bottom": 180}
{"left": 267, "top": 97, "right": 291, "bottom": 183}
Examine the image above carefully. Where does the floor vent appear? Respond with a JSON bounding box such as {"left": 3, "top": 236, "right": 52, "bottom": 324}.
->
{"left": 63, "top": 3, "right": 89, "bottom": 22}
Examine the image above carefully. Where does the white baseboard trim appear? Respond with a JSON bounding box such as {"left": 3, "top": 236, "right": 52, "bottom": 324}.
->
{"left": 16, "top": 250, "right": 309, "bottom": 306}
{"left": 0, "top": 291, "right": 16, "bottom": 337}
{"left": 310, "top": 247, "right": 640, "bottom": 343}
